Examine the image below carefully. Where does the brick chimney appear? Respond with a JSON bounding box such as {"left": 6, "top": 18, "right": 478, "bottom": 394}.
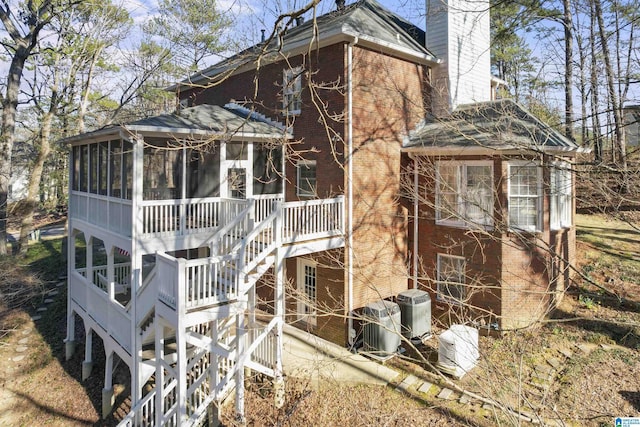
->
{"left": 336, "top": 0, "right": 346, "bottom": 11}
{"left": 426, "top": 0, "right": 491, "bottom": 115}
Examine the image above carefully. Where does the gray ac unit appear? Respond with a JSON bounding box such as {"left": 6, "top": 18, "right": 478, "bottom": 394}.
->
{"left": 397, "top": 289, "right": 431, "bottom": 339}
{"left": 362, "top": 300, "right": 401, "bottom": 356}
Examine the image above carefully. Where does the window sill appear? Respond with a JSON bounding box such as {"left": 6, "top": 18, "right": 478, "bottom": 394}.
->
{"left": 435, "top": 220, "right": 494, "bottom": 232}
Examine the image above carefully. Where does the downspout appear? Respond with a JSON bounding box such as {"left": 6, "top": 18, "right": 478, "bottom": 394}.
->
{"left": 409, "top": 153, "right": 419, "bottom": 288}
{"left": 347, "top": 37, "right": 357, "bottom": 348}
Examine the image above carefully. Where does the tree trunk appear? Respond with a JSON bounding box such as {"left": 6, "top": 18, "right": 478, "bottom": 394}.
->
{"left": 589, "top": 0, "right": 602, "bottom": 162}
{"left": 594, "top": 0, "right": 627, "bottom": 173}
{"left": 563, "top": 0, "right": 574, "bottom": 141}
{"left": 0, "top": 44, "right": 30, "bottom": 255}
{"left": 18, "top": 109, "right": 54, "bottom": 255}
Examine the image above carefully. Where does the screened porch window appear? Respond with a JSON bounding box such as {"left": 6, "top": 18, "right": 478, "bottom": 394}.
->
{"left": 143, "top": 143, "right": 182, "bottom": 200}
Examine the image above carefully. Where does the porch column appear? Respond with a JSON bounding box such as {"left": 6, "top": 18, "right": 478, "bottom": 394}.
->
{"left": 102, "top": 349, "right": 115, "bottom": 418}
{"left": 273, "top": 201, "right": 285, "bottom": 409}
{"left": 235, "top": 304, "right": 247, "bottom": 425}
{"left": 107, "top": 246, "right": 115, "bottom": 300}
{"left": 82, "top": 327, "right": 93, "bottom": 380}
{"left": 86, "top": 236, "right": 94, "bottom": 287}
{"left": 65, "top": 229, "right": 77, "bottom": 360}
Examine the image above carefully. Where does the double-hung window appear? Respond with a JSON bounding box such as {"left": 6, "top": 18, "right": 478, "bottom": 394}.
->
{"left": 437, "top": 254, "right": 466, "bottom": 304}
{"left": 296, "top": 160, "right": 316, "bottom": 197}
{"left": 283, "top": 67, "right": 302, "bottom": 115}
{"left": 550, "top": 162, "right": 572, "bottom": 230}
{"left": 508, "top": 162, "right": 543, "bottom": 232}
{"left": 436, "top": 161, "right": 493, "bottom": 227}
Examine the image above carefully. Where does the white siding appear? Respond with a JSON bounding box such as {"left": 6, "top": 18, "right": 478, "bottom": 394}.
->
{"left": 427, "top": 0, "right": 491, "bottom": 115}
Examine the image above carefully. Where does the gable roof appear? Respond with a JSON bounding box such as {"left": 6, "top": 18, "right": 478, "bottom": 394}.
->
{"left": 61, "top": 104, "right": 290, "bottom": 145}
{"left": 170, "top": 0, "right": 436, "bottom": 90}
{"left": 403, "top": 99, "right": 583, "bottom": 156}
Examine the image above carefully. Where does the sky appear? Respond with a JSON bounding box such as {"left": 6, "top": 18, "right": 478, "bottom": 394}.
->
{"left": 126, "top": 0, "right": 428, "bottom": 53}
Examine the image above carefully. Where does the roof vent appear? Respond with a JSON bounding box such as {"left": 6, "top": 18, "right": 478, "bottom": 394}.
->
{"left": 336, "top": 0, "right": 345, "bottom": 10}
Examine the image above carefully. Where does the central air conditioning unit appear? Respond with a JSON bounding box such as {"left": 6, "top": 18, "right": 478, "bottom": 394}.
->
{"left": 362, "top": 300, "right": 401, "bottom": 358}
{"left": 436, "top": 324, "right": 479, "bottom": 379}
{"left": 396, "top": 289, "right": 431, "bottom": 340}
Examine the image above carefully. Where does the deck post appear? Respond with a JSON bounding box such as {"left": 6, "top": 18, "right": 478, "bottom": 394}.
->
{"left": 273, "top": 201, "right": 285, "bottom": 408}
{"left": 107, "top": 246, "right": 115, "bottom": 300}
{"left": 65, "top": 228, "right": 77, "bottom": 360}
{"left": 82, "top": 327, "right": 93, "bottom": 380}
{"left": 234, "top": 304, "right": 247, "bottom": 425}
{"left": 102, "top": 349, "right": 114, "bottom": 418}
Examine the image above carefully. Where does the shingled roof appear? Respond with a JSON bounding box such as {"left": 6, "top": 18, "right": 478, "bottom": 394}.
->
{"left": 61, "top": 104, "right": 289, "bottom": 145}
{"left": 171, "top": 0, "right": 436, "bottom": 90}
{"left": 404, "top": 99, "right": 582, "bottom": 155}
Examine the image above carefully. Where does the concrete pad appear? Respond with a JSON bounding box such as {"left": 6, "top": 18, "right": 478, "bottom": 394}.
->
{"left": 44, "top": 298, "right": 54, "bottom": 304}
{"left": 558, "top": 348, "right": 573, "bottom": 358}
{"left": 15, "top": 346, "right": 28, "bottom": 353}
{"left": 546, "top": 357, "right": 562, "bottom": 370}
{"left": 459, "top": 394, "right": 472, "bottom": 405}
{"left": 281, "top": 324, "right": 400, "bottom": 386}
{"left": 31, "top": 315, "right": 41, "bottom": 321}
{"left": 47, "top": 290, "right": 59, "bottom": 296}
{"left": 17, "top": 338, "right": 29, "bottom": 345}
{"left": 21, "top": 328, "right": 32, "bottom": 335}
{"left": 418, "top": 381, "right": 434, "bottom": 394}
{"left": 437, "top": 388, "right": 454, "bottom": 400}
{"left": 36, "top": 307, "right": 47, "bottom": 312}
{"left": 395, "top": 374, "right": 419, "bottom": 393}
{"left": 12, "top": 355, "right": 25, "bottom": 362}
{"left": 56, "top": 282, "right": 65, "bottom": 287}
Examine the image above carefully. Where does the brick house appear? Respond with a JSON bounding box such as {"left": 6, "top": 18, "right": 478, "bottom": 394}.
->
{"left": 62, "top": 0, "right": 581, "bottom": 424}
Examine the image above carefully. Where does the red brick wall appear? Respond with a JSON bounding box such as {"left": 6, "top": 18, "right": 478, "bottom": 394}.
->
{"left": 348, "top": 46, "right": 429, "bottom": 311}
{"left": 409, "top": 156, "right": 577, "bottom": 331}
{"left": 181, "top": 44, "right": 347, "bottom": 201}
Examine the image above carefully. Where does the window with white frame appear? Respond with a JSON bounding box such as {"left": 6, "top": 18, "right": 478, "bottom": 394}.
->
{"left": 550, "top": 162, "right": 572, "bottom": 229}
{"left": 437, "top": 254, "right": 466, "bottom": 304}
{"left": 436, "top": 161, "right": 493, "bottom": 227}
{"left": 283, "top": 67, "right": 302, "bottom": 115}
{"left": 297, "top": 259, "right": 317, "bottom": 326}
{"left": 508, "top": 162, "right": 543, "bottom": 232}
{"left": 296, "top": 160, "right": 316, "bottom": 197}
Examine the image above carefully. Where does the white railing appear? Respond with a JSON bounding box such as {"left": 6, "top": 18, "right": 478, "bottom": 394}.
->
{"left": 156, "top": 252, "right": 240, "bottom": 310}
{"left": 282, "top": 196, "right": 345, "bottom": 243}
{"left": 210, "top": 202, "right": 253, "bottom": 256}
{"left": 238, "top": 208, "right": 278, "bottom": 276}
{"left": 254, "top": 194, "right": 283, "bottom": 222}
{"left": 139, "top": 197, "right": 250, "bottom": 237}
{"left": 247, "top": 318, "right": 280, "bottom": 376}
{"left": 70, "top": 192, "right": 132, "bottom": 237}
{"left": 68, "top": 270, "right": 132, "bottom": 353}
{"left": 117, "top": 389, "right": 156, "bottom": 427}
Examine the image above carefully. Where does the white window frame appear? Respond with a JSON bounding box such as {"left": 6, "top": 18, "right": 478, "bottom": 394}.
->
{"left": 550, "top": 161, "right": 572, "bottom": 230}
{"left": 507, "top": 161, "right": 543, "bottom": 232}
{"left": 436, "top": 254, "right": 466, "bottom": 305}
{"left": 296, "top": 160, "right": 316, "bottom": 197}
{"left": 283, "top": 66, "right": 302, "bottom": 115}
{"left": 297, "top": 258, "right": 317, "bottom": 326}
{"left": 435, "top": 160, "right": 494, "bottom": 228}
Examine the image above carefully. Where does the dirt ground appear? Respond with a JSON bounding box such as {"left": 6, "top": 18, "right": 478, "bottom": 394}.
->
{"left": 0, "top": 212, "right": 638, "bottom": 426}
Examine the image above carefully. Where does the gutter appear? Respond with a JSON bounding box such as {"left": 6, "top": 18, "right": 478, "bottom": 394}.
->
{"left": 408, "top": 153, "right": 419, "bottom": 288}
{"left": 347, "top": 36, "right": 357, "bottom": 348}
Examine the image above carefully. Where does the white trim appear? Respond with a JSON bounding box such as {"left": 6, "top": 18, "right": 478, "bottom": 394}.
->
{"left": 435, "top": 160, "right": 494, "bottom": 229}
{"left": 550, "top": 161, "right": 572, "bottom": 230}
{"left": 296, "top": 258, "right": 317, "bottom": 327}
{"left": 296, "top": 160, "right": 316, "bottom": 197}
{"left": 507, "top": 160, "right": 543, "bottom": 233}
{"left": 283, "top": 66, "right": 303, "bottom": 116}
{"left": 436, "top": 254, "right": 466, "bottom": 305}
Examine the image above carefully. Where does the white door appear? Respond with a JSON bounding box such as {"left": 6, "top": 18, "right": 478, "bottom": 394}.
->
{"left": 220, "top": 142, "right": 252, "bottom": 199}
{"left": 297, "top": 259, "right": 317, "bottom": 326}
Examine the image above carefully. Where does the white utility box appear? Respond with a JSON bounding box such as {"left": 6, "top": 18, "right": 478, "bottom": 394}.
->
{"left": 436, "top": 324, "right": 479, "bottom": 378}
